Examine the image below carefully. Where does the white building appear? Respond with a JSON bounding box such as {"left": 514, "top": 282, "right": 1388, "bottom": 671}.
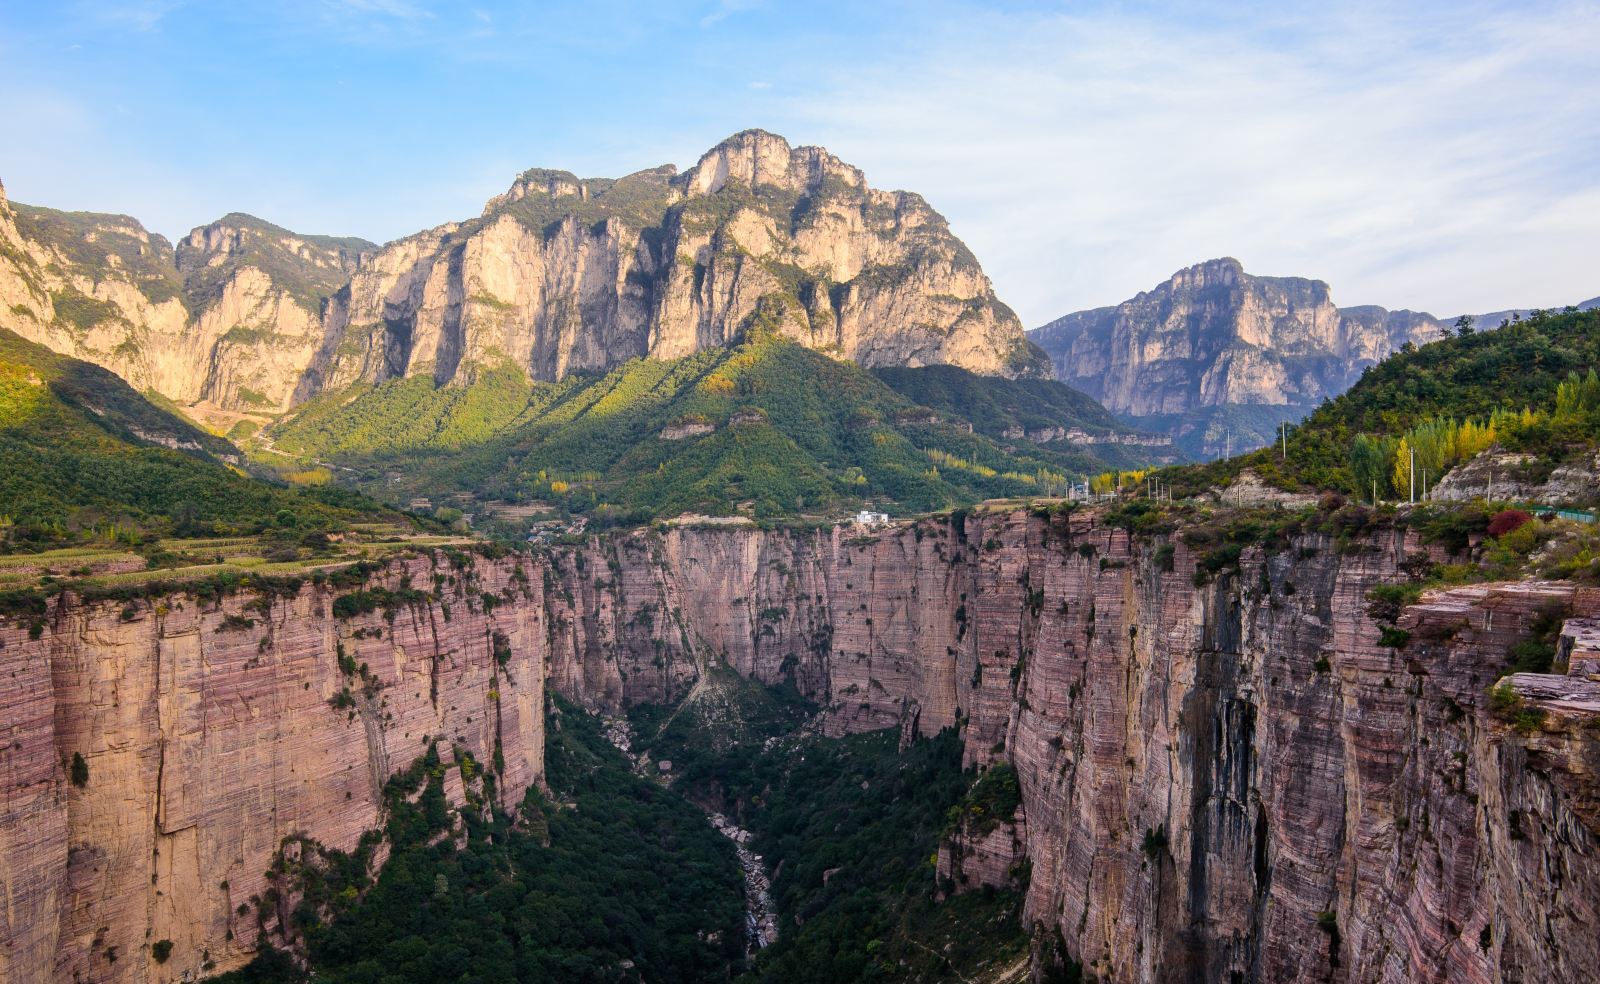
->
{"left": 854, "top": 510, "right": 891, "bottom": 528}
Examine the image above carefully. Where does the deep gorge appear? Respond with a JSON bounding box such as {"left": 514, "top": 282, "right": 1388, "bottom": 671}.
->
{"left": 4, "top": 506, "right": 1598, "bottom": 983}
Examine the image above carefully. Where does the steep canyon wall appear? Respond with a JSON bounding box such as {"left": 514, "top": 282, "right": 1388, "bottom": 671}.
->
{"left": 0, "top": 554, "right": 546, "bottom": 983}
{"left": 4, "top": 511, "right": 1598, "bottom": 982}
{"left": 538, "top": 512, "right": 1600, "bottom": 983}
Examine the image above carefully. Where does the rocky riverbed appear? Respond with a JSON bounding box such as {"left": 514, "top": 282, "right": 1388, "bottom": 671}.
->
{"left": 708, "top": 812, "right": 779, "bottom": 953}
{"left": 600, "top": 717, "right": 778, "bottom": 954}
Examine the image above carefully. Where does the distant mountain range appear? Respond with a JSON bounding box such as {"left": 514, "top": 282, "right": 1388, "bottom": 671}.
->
{"left": 1027, "top": 257, "right": 1598, "bottom": 457}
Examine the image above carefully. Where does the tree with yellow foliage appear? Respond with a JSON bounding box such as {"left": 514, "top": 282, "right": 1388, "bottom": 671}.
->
{"left": 1392, "top": 436, "right": 1414, "bottom": 500}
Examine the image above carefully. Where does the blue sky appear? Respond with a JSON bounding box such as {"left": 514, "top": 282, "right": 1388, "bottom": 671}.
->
{"left": 1, "top": 1, "right": 1596, "bottom": 324}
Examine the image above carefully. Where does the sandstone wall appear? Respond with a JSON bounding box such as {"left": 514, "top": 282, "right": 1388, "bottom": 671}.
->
{"left": 536, "top": 511, "right": 1600, "bottom": 983}
{"left": 0, "top": 552, "right": 545, "bottom": 983}
{"left": 6, "top": 510, "right": 1598, "bottom": 983}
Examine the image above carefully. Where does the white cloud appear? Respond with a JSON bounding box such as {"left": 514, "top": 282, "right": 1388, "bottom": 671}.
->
{"left": 701, "top": 0, "right": 760, "bottom": 29}
{"left": 77, "top": 0, "right": 185, "bottom": 31}
{"left": 774, "top": 2, "right": 1600, "bottom": 323}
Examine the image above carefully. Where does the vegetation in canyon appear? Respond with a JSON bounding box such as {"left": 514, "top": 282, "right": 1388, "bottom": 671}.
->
{"left": 627, "top": 685, "right": 1029, "bottom": 982}
{"left": 215, "top": 698, "right": 746, "bottom": 984}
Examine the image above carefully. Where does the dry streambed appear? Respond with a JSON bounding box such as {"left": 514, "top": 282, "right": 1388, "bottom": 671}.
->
{"left": 601, "top": 717, "right": 778, "bottom": 956}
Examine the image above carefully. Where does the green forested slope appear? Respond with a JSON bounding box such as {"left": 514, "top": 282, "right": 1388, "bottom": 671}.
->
{"left": 270, "top": 336, "right": 1157, "bottom": 523}
{"left": 1165, "top": 307, "right": 1600, "bottom": 498}
{"left": 873, "top": 363, "right": 1126, "bottom": 437}
{"left": 0, "top": 327, "right": 395, "bottom": 548}
{"left": 624, "top": 684, "right": 1028, "bottom": 983}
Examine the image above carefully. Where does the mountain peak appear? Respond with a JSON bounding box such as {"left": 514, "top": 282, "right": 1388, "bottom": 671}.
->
{"left": 1028, "top": 259, "right": 1443, "bottom": 455}
{"left": 1167, "top": 256, "right": 1246, "bottom": 290}
{"left": 0, "top": 135, "right": 1040, "bottom": 420}
{"left": 683, "top": 129, "right": 863, "bottom": 198}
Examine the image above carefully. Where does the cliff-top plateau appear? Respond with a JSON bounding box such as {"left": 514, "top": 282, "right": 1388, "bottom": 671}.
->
{"left": 5, "top": 305, "right": 1600, "bottom": 984}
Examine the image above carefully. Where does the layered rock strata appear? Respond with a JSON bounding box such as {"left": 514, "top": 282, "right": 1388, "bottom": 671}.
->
{"left": 1429, "top": 446, "right": 1600, "bottom": 508}
{"left": 520, "top": 514, "right": 1600, "bottom": 984}
{"left": 5, "top": 510, "right": 1599, "bottom": 983}
{"left": 0, "top": 553, "right": 545, "bottom": 983}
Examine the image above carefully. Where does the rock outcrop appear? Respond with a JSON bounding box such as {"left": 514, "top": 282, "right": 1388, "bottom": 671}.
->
{"left": 1430, "top": 446, "right": 1600, "bottom": 508}
{"left": 0, "top": 132, "right": 1046, "bottom": 420}
{"left": 0, "top": 196, "right": 373, "bottom": 414}
{"left": 6, "top": 509, "right": 1599, "bottom": 983}
{"left": 300, "top": 130, "right": 1045, "bottom": 397}
{"left": 1027, "top": 258, "right": 1447, "bottom": 456}
{"left": 176, "top": 215, "right": 373, "bottom": 412}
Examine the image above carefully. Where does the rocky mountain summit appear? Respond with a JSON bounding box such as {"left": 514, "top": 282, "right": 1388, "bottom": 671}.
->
{"left": 1029, "top": 257, "right": 1600, "bottom": 459}
{"left": 0, "top": 132, "right": 1047, "bottom": 420}
{"left": 1028, "top": 257, "right": 1446, "bottom": 455}
{"left": 301, "top": 129, "right": 1047, "bottom": 398}
{"left": 1030, "top": 258, "right": 1434, "bottom": 416}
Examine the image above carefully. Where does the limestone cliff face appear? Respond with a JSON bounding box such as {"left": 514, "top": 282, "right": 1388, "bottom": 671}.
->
{"left": 301, "top": 130, "right": 1044, "bottom": 397}
{"left": 0, "top": 132, "right": 1043, "bottom": 420}
{"left": 0, "top": 194, "right": 373, "bottom": 414}
{"left": 1028, "top": 259, "right": 1445, "bottom": 456}
{"left": 0, "top": 553, "right": 545, "bottom": 984}
{"left": 0, "top": 191, "right": 195, "bottom": 403}
{"left": 176, "top": 215, "right": 373, "bottom": 412}
{"left": 7, "top": 512, "right": 1599, "bottom": 983}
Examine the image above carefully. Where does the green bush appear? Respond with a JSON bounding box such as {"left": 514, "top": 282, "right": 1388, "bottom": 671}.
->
{"left": 1378, "top": 627, "right": 1411, "bottom": 649}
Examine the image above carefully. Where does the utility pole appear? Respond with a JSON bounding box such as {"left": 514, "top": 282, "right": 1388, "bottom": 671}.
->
{"left": 1281, "top": 422, "right": 1287, "bottom": 460}
{"left": 1409, "top": 445, "right": 1416, "bottom": 504}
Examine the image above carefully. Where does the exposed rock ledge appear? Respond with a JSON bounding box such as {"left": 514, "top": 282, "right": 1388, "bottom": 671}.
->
{"left": 1430, "top": 446, "right": 1600, "bottom": 506}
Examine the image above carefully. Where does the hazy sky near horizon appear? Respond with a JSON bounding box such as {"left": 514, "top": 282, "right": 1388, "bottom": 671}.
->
{"left": 1, "top": 1, "right": 1596, "bottom": 325}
